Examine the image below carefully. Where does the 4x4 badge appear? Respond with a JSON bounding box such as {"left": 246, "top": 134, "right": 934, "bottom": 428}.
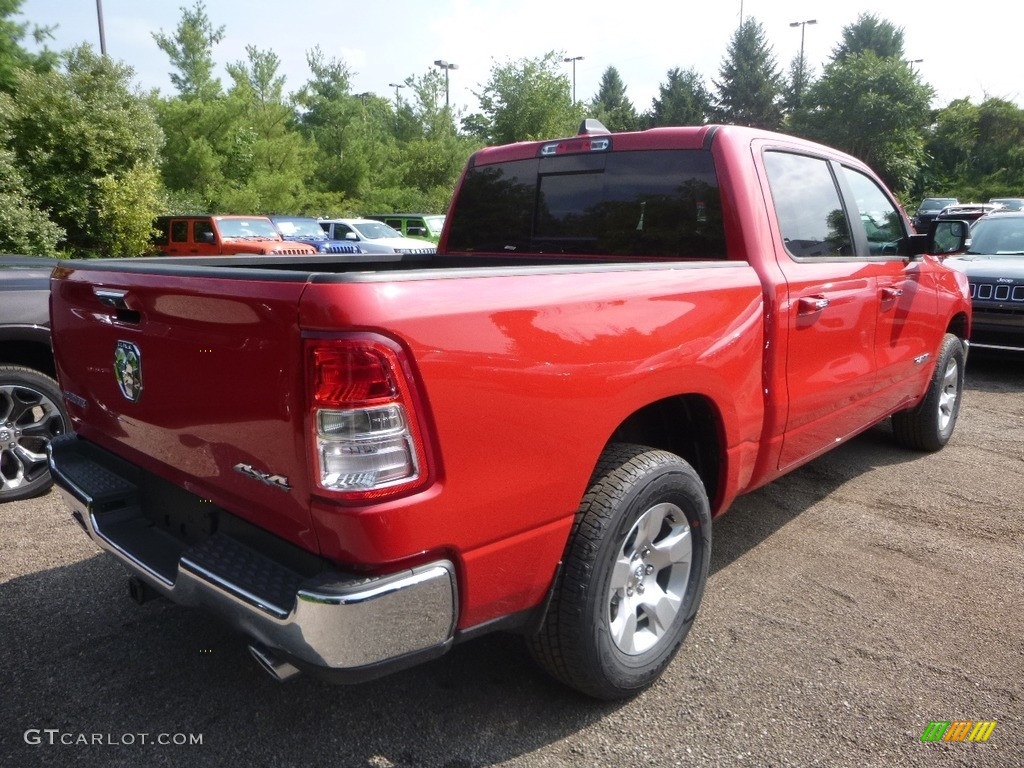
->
{"left": 114, "top": 340, "right": 143, "bottom": 402}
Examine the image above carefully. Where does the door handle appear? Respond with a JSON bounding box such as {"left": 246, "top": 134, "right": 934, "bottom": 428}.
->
{"left": 881, "top": 287, "right": 904, "bottom": 300}
{"left": 798, "top": 296, "right": 830, "bottom": 314}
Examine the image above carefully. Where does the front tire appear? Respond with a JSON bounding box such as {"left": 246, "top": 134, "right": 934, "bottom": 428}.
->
{"left": 0, "top": 365, "right": 69, "bottom": 502}
{"left": 891, "top": 334, "right": 965, "bottom": 452}
{"left": 529, "top": 443, "right": 712, "bottom": 699}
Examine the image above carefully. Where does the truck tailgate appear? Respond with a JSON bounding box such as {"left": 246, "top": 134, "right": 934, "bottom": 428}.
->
{"left": 50, "top": 265, "right": 319, "bottom": 553}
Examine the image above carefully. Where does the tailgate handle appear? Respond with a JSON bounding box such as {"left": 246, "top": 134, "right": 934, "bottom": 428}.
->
{"left": 94, "top": 288, "right": 141, "bottom": 324}
{"left": 94, "top": 289, "right": 129, "bottom": 309}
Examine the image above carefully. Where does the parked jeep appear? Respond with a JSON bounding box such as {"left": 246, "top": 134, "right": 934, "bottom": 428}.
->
{"left": 365, "top": 213, "right": 445, "bottom": 243}
{"left": 0, "top": 255, "right": 69, "bottom": 502}
{"left": 151, "top": 215, "right": 318, "bottom": 256}
{"left": 269, "top": 216, "right": 361, "bottom": 255}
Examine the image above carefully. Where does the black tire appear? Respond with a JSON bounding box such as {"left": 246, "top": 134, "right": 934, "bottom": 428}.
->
{"left": 891, "top": 333, "right": 966, "bottom": 452}
{"left": 0, "top": 365, "right": 69, "bottom": 502}
{"left": 529, "top": 443, "right": 712, "bottom": 700}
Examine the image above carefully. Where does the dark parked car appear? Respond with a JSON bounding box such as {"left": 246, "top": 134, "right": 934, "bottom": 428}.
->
{"left": 0, "top": 255, "right": 69, "bottom": 501}
{"left": 912, "top": 197, "right": 958, "bottom": 232}
{"left": 945, "top": 211, "right": 1024, "bottom": 353}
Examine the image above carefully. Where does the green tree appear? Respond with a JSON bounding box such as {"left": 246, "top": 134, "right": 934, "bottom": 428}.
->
{"left": 0, "top": 138, "right": 63, "bottom": 255}
{"left": 219, "top": 45, "right": 315, "bottom": 212}
{"left": 923, "top": 97, "right": 1024, "bottom": 200}
{"left": 295, "top": 48, "right": 394, "bottom": 207}
{"left": 783, "top": 51, "right": 815, "bottom": 115}
{"left": 648, "top": 67, "right": 712, "bottom": 127}
{"left": 3, "top": 45, "right": 164, "bottom": 256}
{"left": 713, "top": 18, "right": 784, "bottom": 129}
{"left": 589, "top": 66, "right": 638, "bottom": 132}
{"left": 791, "top": 51, "right": 932, "bottom": 191}
{"left": 830, "top": 13, "right": 905, "bottom": 61}
{"left": 474, "top": 52, "right": 584, "bottom": 144}
{"left": 152, "top": 1, "right": 225, "bottom": 100}
{"left": 0, "top": 0, "right": 58, "bottom": 94}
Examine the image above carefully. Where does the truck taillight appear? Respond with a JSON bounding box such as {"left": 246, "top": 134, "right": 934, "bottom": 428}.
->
{"left": 305, "top": 336, "right": 431, "bottom": 500}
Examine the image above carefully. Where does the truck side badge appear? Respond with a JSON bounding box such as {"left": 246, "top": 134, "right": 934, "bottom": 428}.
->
{"left": 234, "top": 463, "right": 292, "bottom": 492}
{"left": 114, "top": 340, "right": 143, "bottom": 402}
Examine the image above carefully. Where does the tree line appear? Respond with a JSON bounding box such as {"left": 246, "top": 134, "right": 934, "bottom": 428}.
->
{"left": 1, "top": 2, "right": 1021, "bottom": 258}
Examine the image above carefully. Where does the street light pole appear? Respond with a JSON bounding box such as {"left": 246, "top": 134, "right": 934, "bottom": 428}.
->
{"left": 433, "top": 60, "right": 458, "bottom": 109}
{"left": 388, "top": 82, "right": 406, "bottom": 107}
{"left": 96, "top": 0, "right": 107, "bottom": 56}
{"left": 789, "top": 19, "right": 817, "bottom": 107}
{"left": 905, "top": 58, "right": 923, "bottom": 73}
{"left": 563, "top": 55, "right": 584, "bottom": 104}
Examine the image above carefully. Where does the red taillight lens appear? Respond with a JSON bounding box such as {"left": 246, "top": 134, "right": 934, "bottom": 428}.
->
{"left": 305, "top": 335, "right": 431, "bottom": 500}
{"left": 312, "top": 346, "right": 397, "bottom": 406}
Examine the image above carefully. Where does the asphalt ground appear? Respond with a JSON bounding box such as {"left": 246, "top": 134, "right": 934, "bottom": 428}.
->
{"left": 1, "top": 353, "right": 1021, "bottom": 767}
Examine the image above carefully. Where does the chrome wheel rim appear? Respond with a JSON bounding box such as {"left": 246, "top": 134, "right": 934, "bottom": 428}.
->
{"left": 937, "top": 356, "right": 960, "bottom": 433}
{"left": 0, "top": 383, "right": 65, "bottom": 495}
{"left": 606, "top": 502, "right": 692, "bottom": 655}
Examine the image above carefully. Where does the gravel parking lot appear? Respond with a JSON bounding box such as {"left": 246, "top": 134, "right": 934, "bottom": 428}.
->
{"left": 1, "top": 354, "right": 1021, "bottom": 768}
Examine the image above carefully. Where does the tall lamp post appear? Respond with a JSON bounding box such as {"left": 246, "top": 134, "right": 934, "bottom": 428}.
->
{"left": 96, "top": 0, "right": 107, "bottom": 56}
{"left": 563, "top": 55, "right": 584, "bottom": 104}
{"left": 433, "top": 60, "right": 458, "bottom": 108}
{"left": 789, "top": 18, "right": 816, "bottom": 107}
{"left": 388, "top": 82, "right": 406, "bottom": 107}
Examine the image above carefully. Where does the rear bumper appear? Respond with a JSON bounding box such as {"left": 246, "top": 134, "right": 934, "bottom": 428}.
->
{"left": 47, "top": 434, "right": 457, "bottom": 681}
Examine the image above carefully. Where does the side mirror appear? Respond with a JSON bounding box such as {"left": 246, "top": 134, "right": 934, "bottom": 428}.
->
{"left": 200, "top": 231, "right": 215, "bottom": 243}
{"left": 931, "top": 220, "right": 969, "bottom": 255}
{"left": 407, "top": 227, "right": 426, "bottom": 236}
{"left": 344, "top": 232, "right": 358, "bottom": 241}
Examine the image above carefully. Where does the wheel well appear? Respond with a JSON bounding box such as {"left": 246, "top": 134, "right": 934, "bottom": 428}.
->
{"left": 0, "top": 339, "right": 56, "bottom": 379}
{"left": 607, "top": 395, "right": 723, "bottom": 507}
{"left": 947, "top": 311, "right": 969, "bottom": 343}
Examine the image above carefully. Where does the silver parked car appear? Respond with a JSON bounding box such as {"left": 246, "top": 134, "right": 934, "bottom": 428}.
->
{"left": 318, "top": 218, "right": 436, "bottom": 255}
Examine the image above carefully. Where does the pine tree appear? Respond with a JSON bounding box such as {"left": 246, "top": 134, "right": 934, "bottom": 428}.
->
{"left": 589, "top": 66, "right": 638, "bottom": 132}
{"left": 713, "top": 18, "right": 784, "bottom": 130}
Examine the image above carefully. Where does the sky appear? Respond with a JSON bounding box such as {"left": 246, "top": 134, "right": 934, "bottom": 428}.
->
{"left": 17, "top": 0, "right": 1024, "bottom": 117}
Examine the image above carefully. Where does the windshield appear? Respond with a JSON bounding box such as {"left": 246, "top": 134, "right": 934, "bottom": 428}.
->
{"left": 967, "top": 217, "right": 1024, "bottom": 255}
{"left": 990, "top": 198, "right": 1024, "bottom": 211}
{"left": 351, "top": 221, "right": 402, "bottom": 240}
{"left": 424, "top": 215, "right": 446, "bottom": 234}
{"left": 446, "top": 149, "right": 725, "bottom": 258}
{"left": 920, "top": 198, "right": 957, "bottom": 212}
{"left": 273, "top": 217, "right": 327, "bottom": 239}
{"left": 217, "top": 217, "right": 280, "bottom": 239}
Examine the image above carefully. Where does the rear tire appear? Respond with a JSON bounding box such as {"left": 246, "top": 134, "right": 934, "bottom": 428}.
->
{"left": 0, "top": 365, "right": 68, "bottom": 502}
{"left": 529, "top": 443, "right": 712, "bottom": 699}
{"left": 891, "top": 334, "right": 965, "bottom": 452}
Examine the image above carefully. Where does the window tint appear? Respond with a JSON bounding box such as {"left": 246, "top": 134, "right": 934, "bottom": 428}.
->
{"left": 170, "top": 220, "right": 189, "bottom": 243}
{"left": 764, "top": 151, "right": 853, "bottom": 258}
{"left": 842, "top": 167, "right": 906, "bottom": 256}
{"left": 193, "top": 220, "right": 214, "bottom": 243}
{"left": 446, "top": 149, "right": 726, "bottom": 259}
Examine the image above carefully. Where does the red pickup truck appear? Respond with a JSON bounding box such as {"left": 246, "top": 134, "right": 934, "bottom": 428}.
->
{"left": 47, "top": 123, "right": 971, "bottom": 699}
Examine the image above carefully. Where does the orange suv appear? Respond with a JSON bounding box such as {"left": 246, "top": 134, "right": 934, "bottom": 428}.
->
{"left": 151, "top": 215, "right": 318, "bottom": 256}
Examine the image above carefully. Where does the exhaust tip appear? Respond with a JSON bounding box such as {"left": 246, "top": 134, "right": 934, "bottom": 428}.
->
{"left": 248, "top": 643, "right": 300, "bottom": 682}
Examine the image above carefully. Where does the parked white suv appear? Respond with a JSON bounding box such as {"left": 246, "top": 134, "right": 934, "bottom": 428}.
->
{"left": 318, "top": 218, "right": 436, "bottom": 255}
